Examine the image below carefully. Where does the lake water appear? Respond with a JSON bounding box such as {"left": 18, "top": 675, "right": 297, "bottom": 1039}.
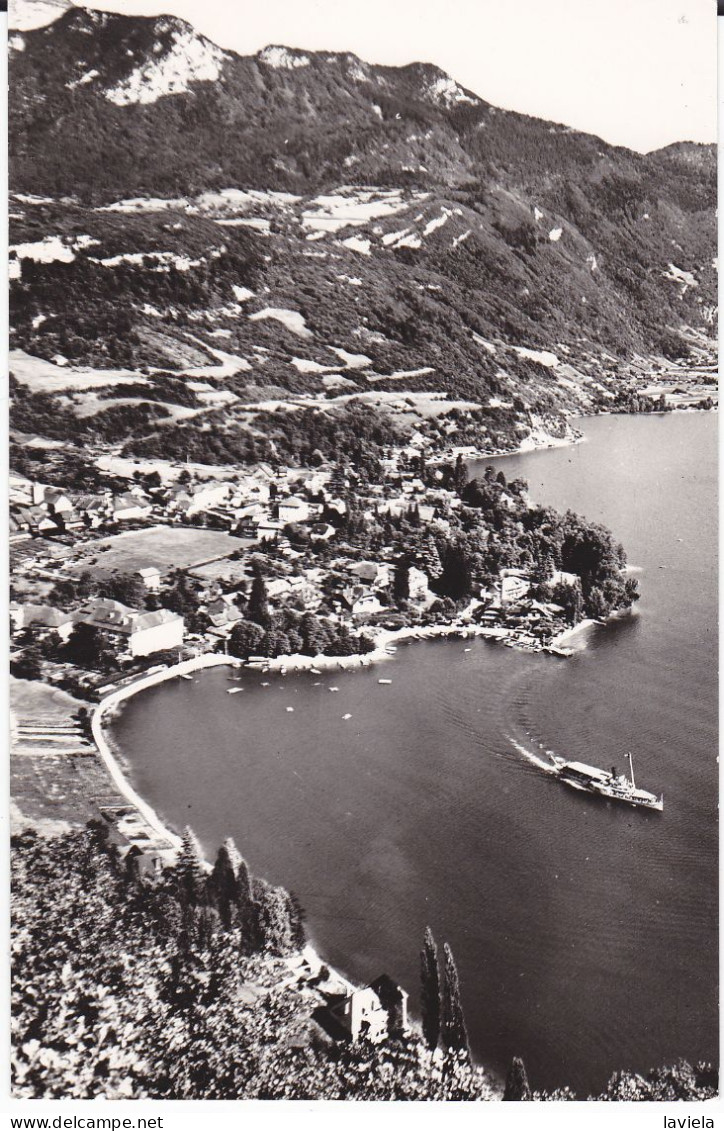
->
{"left": 112, "top": 413, "right": 718, "bottom": 1096}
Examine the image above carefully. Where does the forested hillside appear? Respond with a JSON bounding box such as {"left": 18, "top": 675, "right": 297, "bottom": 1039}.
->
{"left": 8, "top": 6, "right": 717, "bottom": 461}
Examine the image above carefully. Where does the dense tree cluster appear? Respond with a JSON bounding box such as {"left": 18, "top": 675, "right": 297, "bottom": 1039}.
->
{"left": 229, "top": 605, "right": 375, "bottom": 661}
{"left": 598, "top": 389, "right": 670, "bottom": 414}
{"left": 10, "top": 824, "right": 496, "bottom": 1100}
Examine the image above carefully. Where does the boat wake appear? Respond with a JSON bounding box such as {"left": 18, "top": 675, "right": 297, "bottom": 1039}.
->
{"left": 506, "top": 735, "right": 558, "bottom": 775}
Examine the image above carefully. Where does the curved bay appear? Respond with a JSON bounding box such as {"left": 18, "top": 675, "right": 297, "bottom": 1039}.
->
{"left": 113, "top": 412, "right": 717, "bottom": 1095}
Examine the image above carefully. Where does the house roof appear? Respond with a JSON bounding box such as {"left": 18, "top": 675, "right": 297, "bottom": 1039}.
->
{"left": 22, "top": 605, "right": 75, "bottom": 628}
{"left": 352, "top": 562, "right": 382, "bottom": 582}
{"left": 137, "top": 567, "right": 161, "bottom": 578}
{"left": 114, "top": 493, "right": 151, "bottom": 511}
{"left": 76, "top": 494, "right": 109, "bottom": 512}
{"left": 369, "top": 974, "right": 408, "bottom": 1000}
{"left": 80, "top": 599, "right": 182, "bottom": 636}
{"left": 133, "top": 609, "right": 182, "bottom": 632}
{"left": 44, "top": 487, "right": 70, "bottom": 503}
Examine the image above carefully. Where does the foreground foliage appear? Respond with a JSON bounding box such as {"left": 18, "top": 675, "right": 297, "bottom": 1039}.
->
{"left": 11, "top": 825, "right": 716, "bottom": 1100}
{"left": 10, "top": 825, "right": 496, "bottom": 1100}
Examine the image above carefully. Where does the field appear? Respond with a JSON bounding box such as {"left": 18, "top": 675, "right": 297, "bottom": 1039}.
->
{"left": 10, "top": 348, "right": 148, "bottom": 392}
{"left": 67, "top": 525, "right": 254, "bottom": 578}
{"left": 188, "top": 558, "right": 254, "bottom": 584}
{"left": 10, "top": 677, "right": 123, "bottom": 835}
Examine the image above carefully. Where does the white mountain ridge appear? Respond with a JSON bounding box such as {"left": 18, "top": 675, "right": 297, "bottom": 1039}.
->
{"left": 10, "top": 0, "right": 484, "bottom": 111}
{"left": 9, "top": 0, "right": 74, "bottom": 31}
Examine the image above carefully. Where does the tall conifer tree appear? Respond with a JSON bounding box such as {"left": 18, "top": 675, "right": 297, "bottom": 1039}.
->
{"left": 420, "top": 926, "right": 441, "bottom": 1050}
{"left": 503, "top": 1056, "right": 532, "bottom": 1101}
{"left": 441, "top": 942, "right": 470, "bottom": 1056}
{"left": 175, "top": 827, "right": 207, "bottom": 909}
{"left": 208, "top": 838, "right": 242, "bottom": 928}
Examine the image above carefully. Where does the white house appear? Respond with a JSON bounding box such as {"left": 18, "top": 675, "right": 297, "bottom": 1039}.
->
{"left": 79, "top": 599, "right": 184, "bottom": 657}
{"left": 255, "top": 517, "right": 283, "bottom": 541}
{"left": 303, "top": 470, "right": 332, "bottom": 494}
{"left": 186, "top": 481, "right": 231, "bottom": 514}
{"left": 11, "top": 604, "right": 76, "bottom": 641}
{"left": 76, "top": 494, "right": 113, "bottom": 527}
{"left": 113, "top": 493, "right": 152, "bottom": 523}
{"left": 342, "top": 588, "right": 385, "bottom": 619}
{"left": 206, "top": 594, "right": 244, "bottom": 632}
{"left": 9, "top": 476, "right": 34, "bottom": 506}
{"left": 278, "top": 496, "right": 311, "bottom": 524}
{"left": 325, "top": 496, "right": 347, "bottom": 516}
{"left": 377, "top": 496, "right": 411, "bottom": 519}
{"left": 42, "top": 487, "right": 74, "bottom": 515}
{"left": 136, "top": 567, "right": 162, "bottom": 592}
{"left": 232, "top": 476, "right": 271, "bottom": 506}
{"left": 408, "top": 567, "right": 430, "bottom": 602}
{"left": 500, "top": 572, "right": 530, "bottom": 605}
{"left": 328, "top": 975, "right": 409, "bottom": 1042}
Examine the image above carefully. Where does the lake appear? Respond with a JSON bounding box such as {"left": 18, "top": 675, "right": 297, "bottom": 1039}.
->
{"left": 112, "top": 412, "right": 718, "bottom": 1096}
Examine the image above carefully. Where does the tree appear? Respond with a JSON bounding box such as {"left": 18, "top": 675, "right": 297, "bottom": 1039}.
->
{"left": 599, "top": 1060, "right": 718, "bottom": 1101}
{"left": 550, "top": 578, "right": 584, "bottom": 626}
{"left": 418, "top": 537, "right": 443, "bottom": 581}
{"left": 174, "top": 827, "right": 207, "bottom": 909}
{"left": 36, "top": 631, "right": 62, "bottom": 661}
{"left": 229, "top": 620, "right": 266, "bottom": 659}
{"left": 453, "top": 454, "right": 468, "bottom": 493}
{"left": 12, "top": 645, "right": 43, "bottom": 681}
{"left": 504, "top": 1056, "right": 532, "bottom": 1100}
{"left": 530, "top": 550, "right": 555, "bottom": 587}
{"left": 208, "top": 838, "right": 243, "bottom": 929}
{"left": 99, "top": 572, "right": 147, "bottom": 608}
{"left": 253, "top": 879, "right": 296, "bottom": 955}
{"left": 441, "top": 943, "right": 469, "bottom": 1057}
{"left": 63, "top": 623, "right": 118, "bottom": 672}
{"left": 586, "top": 585, "right": 611, "bottom": 620}
{"left": 247, "top": 573, "right": 270, "bottom": 628}
{"left": 300, "top": 612, "right": 329, "bottom": 656}
{"left": 436, "top": 544, "right": 472, "bottom": 602}
{"left": 162, "top": 572, "right": 202, "bottom": 625}
{"left": 393, "top": 559, "right": 410, "bottom": 605}
{"left": 420, "top": 927, "right": 441, "bottom": 1051}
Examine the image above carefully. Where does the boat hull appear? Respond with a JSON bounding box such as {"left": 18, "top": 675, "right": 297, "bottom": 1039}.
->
{"left": 552, "top": 758, "right": 663, "bottom": 811}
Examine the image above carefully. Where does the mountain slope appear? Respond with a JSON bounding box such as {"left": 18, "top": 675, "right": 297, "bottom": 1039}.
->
{"left": 8, "top": 5, "right": 717, "bottom": 463}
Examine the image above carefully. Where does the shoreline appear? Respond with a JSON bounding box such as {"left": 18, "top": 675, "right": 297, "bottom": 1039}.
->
{"left": 91, "top": 652, "right": 244, "bottom": 852}
{"left": 89, "top": 608, "right": 590, "bottom": 847}
{"left": 548, "top": 618, "right": 599, "bottom": 648}
{"left": 436, "top": 423, "right": 584, "bottom": 466}
{"left": 251, "top": 620, "right": 486, "bottom": 674}
{"left": 90, "top": 651, "right": 374, "bottom": 1011}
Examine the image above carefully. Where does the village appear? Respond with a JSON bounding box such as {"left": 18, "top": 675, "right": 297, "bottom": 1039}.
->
{"left": 9, "top": 433, "right": 582, "bottom": 698}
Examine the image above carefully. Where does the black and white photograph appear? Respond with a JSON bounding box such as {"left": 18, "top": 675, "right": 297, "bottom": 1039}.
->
{"left": 7, "top": 0, "right": 719, "bottom": 1107}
